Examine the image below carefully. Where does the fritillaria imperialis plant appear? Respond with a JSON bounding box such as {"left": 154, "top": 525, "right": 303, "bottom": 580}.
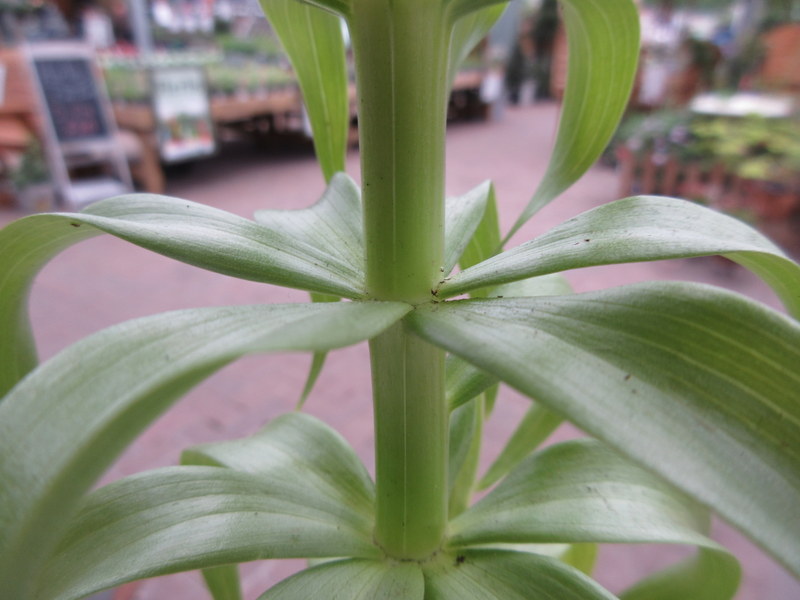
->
{"left": 1, "top": 0, "right": 799, "bottom": 598}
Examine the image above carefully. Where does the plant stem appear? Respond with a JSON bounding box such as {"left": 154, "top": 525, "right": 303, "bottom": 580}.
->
{"left": 349, "top": 0, "right": 452, "bottom": 559}
{"left": 369, "top": 323, "right": 447, "bottom": 559}
{"left": 350, "top": 0, "right": 449, "bottom": 304}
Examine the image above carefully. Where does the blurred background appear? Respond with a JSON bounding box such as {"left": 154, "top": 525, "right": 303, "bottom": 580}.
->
{"left": 1, "top": 1, "right": 799, "bottom": 599}
{"left": 1, "top": 0, "right": 799, "bottom": 238}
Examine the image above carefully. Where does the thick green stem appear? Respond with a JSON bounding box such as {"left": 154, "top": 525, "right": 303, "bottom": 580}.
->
{"left": 350, "top": 0, "right": 450, "bottom": 304}
{"left": 369, "top": 324, "right": 447, "bottom": 559}
{"left": 349, "top": 0, "right": 453, "bottom": 559}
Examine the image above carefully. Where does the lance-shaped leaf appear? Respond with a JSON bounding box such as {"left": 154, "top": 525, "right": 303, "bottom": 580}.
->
{"left": 453, "top": 439, "right": 740, "bottom": 600}
{"left": 559, "top": 544, "right": 598, "bottom": 577}
{"left": 254, "top": 174, "right": 363, "bottom": 406}
{"left": 445, "top": 354, "right": 497, "bottom": 411}
{"left": 258, "top": 0, "right": 349, "bottom": 181}
{"left": 183, "top": 413, "right": 374, "bottom": 537}
{"left": 202, "top": 565, "right": 243, "bottom": 600}
{"left": 504, "top": 0, "right": 640, "bottom": 240}
{"left": 260, "top": 558, "right": 424, "bottom": 600}
{"left": 453, "top": 181, "right": 501, "bottom": 298}
{"left": 442, "top": 196, "right": 800, "bottom": 318}
{"left": 297, "top": 293, "right": 341, "bottom": 409}
{"left": 444, "top": 275, "right": 571, "bottom": 413}
{"left": 41, "top": 413, "right": 376, "bottom": 600}
{"left": 183, "top": 412, "right": 376, "bottom": 600}
{"left": 489, "top": 273, "right": 573, "bottom": 299}
{"left": 474, "top": 274, "right": 570, "bottom": 488}
{"left": 448, "top": 396, "right": 483, "bottom": 517}
{"left": 453, "top": 439, "right": 712, "bottom": 547}
{"left": 0, "top": 301, "right": 408, "bottom": 600}
{"left": 36, "top": 465, "right": 380, "bottom": 600}
{"left": 448, "top": 4, "right": 507, "bottom": 89}
{"left": 422, "top": 549, "right": 616, "bottom": 600}
{"left": 620, "top": 547, "right": 740, "bottom": 600}
{"left": 409, "top": 282, "right": 800, "bottom": 576}
{"left": 443, "top": 181, "right": 492, "bottom": 276}
{"left": 0, "top": 182, "right": 368, "bottom": 395}
{"left": 478, "top": 401, "right": 562, "bottom": 490}
{"left": 252, "top": 174, "right": 364, "bottom": 290}
{"left": 473, "top": 274, "right": 572, "bottom": 488}
{"left": 469, "top": 543, "right": 597, "bottom": 575}
{"left": 459, "top": 181, "right": 500, "bottom": 269}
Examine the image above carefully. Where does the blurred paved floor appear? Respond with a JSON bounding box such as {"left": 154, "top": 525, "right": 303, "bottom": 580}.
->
{"left": 2, "top": 102, "right": 798, "bottom": 599}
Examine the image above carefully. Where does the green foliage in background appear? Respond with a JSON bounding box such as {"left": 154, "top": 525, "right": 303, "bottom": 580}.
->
{"left": 615, "top": 109, "right": 800, "bottom": 183}
{"left": 1, "top": 0, "right": 799, "bottom": 598}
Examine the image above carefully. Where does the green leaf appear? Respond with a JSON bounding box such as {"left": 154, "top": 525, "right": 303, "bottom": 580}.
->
{"left": 297, "top": 350, "right": 327, "bottom": 408}
{"left": 452, "top": 182, "right": 500, "bottom": 298}
{"left": 0, "top": 214, "right": 99, "bottom": 396}
{"left": 202, "top": 565, "right": 243, "bottom": 600}
{"left": 453, "top": 439, "right": 712, "bottom": 547}
{"left": 489, "top": 273, "right": 573, "bottom": 299}
{"left": 477, "top": 401, "right": 562, "bottom": 491}
{"left": 504, "top": 0, "right": 640, "bottom": 240}
{"left": 469, "top": 543, "right": 597, "bottom": 575}
{"left": 453, "top": 439, "right": 741, "bottom": 599}
{"left": 252, "top": 172, "right": 364, "bottom": 292}
{"left": 36, "top": 466, "right": 378, "bottom": 600}
{"left": 620, "top": 548, "right": 741, "bottom": 600}
{"left": 184, "top": 412, "right": 375, "bottom": 600}
{"left": 260, "top": 559, "right": 424, "bottom": 600}
{"left": 258, "top": 0, "right": 349, "bottom": 181}
{"left": 478, "top": 274, "right": 572, "bottom": 489}
{"left": 445, "top": 354, "right": 497, "bottom": 411}
{"left": 443, "top": 181, "right": 492, "bottom": 277}
{"left": 444, "top": 196, "right": 800, "bottom": 319}
{"left": 422, "top": 549, "right": 616, "bottom": 600}
{"left": 182, "top": 413, "right": 375, "bottom": 532}
{"left": 0, "top": 181, "right": 368, "bottom": 396}
{"left": 0, "top": 301, "right": 408, "bottom": 599}
{"left": 560, "top": 544, "right": 598, "bottom": 577}
{"left": 448, "top": 5, "right": 507, "bottom": 89}
{"left": 459, "top": 181, "right": 500, "bottom": 271}
{"left": 441, "top": 183, "right": 506, "bottom": 414}
{"left": 409, "top": 282, "right": 800, "bottom": 576}
{"left": 39, "top": 412, "right": 377, "bottom": 600}
{"left": 298, "top": 292, "right": 342, "bottom": 408}
{"left": 448, "top": 396, "right": 483, "bottom": 517}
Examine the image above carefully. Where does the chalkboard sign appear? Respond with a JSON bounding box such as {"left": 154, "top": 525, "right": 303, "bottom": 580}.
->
{"left": 26, "top": 42, "right": 132, "bottom": 209}
{"left": 34, "top": 58, "right": 109, "bottom": 143}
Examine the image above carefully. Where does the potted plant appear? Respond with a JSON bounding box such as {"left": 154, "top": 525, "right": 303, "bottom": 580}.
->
{"left": 9, "top": 139, "right": 55, "bottom": 212}
{"left": 692, "top": 114, "right": 800, "bottom": 220}
{"left": 1, "top": 0, "right": 799, "bottom": 599}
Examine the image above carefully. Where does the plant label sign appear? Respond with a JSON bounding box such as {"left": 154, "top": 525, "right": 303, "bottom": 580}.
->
{"left": 152, "top": 67, "right": 216, "bottom": 163}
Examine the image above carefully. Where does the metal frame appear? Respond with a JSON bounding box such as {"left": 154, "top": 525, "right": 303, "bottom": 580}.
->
{"left": 25, "top": 40, "right": 132, "bottom": 209}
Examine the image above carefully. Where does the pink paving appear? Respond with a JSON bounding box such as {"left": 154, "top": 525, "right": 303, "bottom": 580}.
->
{"left": 2, "top": 103, "right": 798, "bottom": 599}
